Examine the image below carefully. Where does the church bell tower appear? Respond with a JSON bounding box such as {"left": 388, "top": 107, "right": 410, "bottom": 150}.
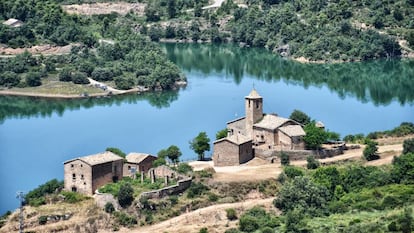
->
{"left": 245, "top": 89, "right": 263, "bottom": 137}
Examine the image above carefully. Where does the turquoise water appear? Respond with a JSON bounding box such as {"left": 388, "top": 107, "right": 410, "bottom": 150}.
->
{"left": 0, "top": 43, "right": 413, "bottom": 214}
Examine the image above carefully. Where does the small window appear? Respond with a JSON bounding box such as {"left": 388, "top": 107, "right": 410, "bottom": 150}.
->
{"left": 72, "top": 174, "right": 76, "bottom": 179}
{"left": 84, "top": 182, "right": 86, "bottom": 185}
{"left": 81, "top": 174, "right": 84, "bottom": 180}
{"left": 128, "top": 166, "right": 131, "bottom": 170}
{"left": 80, "top": 164, "right": 83, "bottom": 167}
{"left": 71, "top": 164, "right": 74, "bottom": 168}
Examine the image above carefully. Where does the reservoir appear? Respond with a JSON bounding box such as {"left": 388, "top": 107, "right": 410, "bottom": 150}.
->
{"left": 1, "top": 43, "right": 413, "bottom": 214}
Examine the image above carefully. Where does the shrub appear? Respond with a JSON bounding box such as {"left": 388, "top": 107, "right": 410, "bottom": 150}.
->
{"left": 403, "top": 138, "right": 414, "bottom": 154}
{"left": 25, "top": 179, "right": 63, "bottom": 206}
{"left": 284, "top": 166, "right": 304, "bottom": 179}
{"left": 273, "top": 176, "right": 330, "bottom": 216}
{"left": 177, "top": 163, "right": 193, "bottom": 174}
{"left": 306, "top": 156, "right": 320, "bottom": 169}
{"left": 113, "top": 211, "right": 137, "bottom": 227}
{"left": 115, "top": 76, "right": 135, "bottom": 90}
{"left": 104, "top": 202, "right": 115, "bottom": 213}
{"left": 71, "top": 72, "right": 89, "bottom": 84}
{"left": 208, "top": 192, "right": 218, "bottom": 202}
{"left": 38, "top": 215, "right": 48, "bottom": 225}
{"left": 187, "top": 182, "right": 209, "bottom": 198}
{"left": 363, "top": 139, "right": 380, "bottom": 161}
{"left": 391, "top": 153, "right": 414, "bottom": 184}
{"left": 118, "top": 183, "right": 134, "bottom": 208}
{"left": 280, "top": 152, "right": 290, "bottom": 166}
{"left": 169, "top": 195, "right": 178, "bottom": 205}
{"left": 226, "top": 208, "right": 237, "bottom": 220}
{"left": 61, "top": 191, "right": 86, "bottom": 203}
{"left": 239, "top": 214, "right": 259, "bottom": 232}
{"left": 59, "top": 68, "right": 72, "bottom": 82}
{"left": 29, "top": 197, "right": 46, "bottom": 207}
{"left": 199, "top": 227, "right": 208, "bottom": 233}
{"left": 25, "top": 72, "right": 42, "bottom": 86}
{"left": 0, "top": 71, "right": 20, "bottom": 87}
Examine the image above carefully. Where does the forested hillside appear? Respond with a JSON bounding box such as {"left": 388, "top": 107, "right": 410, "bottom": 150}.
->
{"left": 0, "top": 0, "right": 184, "bottom": 91}
{"left": 134, "top": 0, "right": 414, "bottom": 61}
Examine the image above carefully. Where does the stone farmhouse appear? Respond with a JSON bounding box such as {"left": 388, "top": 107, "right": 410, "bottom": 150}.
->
{"left": 213, "top": 89, "right": 306, "bottom": 166}
{"left": 123, "top": 153, "right": 157, "bottom": 177}
{"left": 64, "top": 151, "right": 124, "bottom": 195}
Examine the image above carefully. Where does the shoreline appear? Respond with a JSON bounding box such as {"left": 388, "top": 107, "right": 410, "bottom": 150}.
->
{"left": 0, "top": 80, "right": 187, "bottom": 99}
{"left": 0, "top": 89, "right": 139, "bottom": 99}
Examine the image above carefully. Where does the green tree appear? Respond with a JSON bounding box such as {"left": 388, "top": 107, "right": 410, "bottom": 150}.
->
{"left": 403, "top": 138, "right": 414, "bottom": 154}
{"left": 25, "top": 72, "right": 42, "bottom": 87}
{"left": 145, "top": 3, "right": 161, "bottom": 22}
{"left": 115, "top": 76, "right": 135, "bottom": 90}
{"left": 363, "top": 139, "right": 380, "bottom": 161}
{"left": 118, "top": 183, "right": 134, "bottom": 208}
{"left": 215, "top": 128, "right": 228, "bottom": 140}
{"left": 59, "top": 68, "right": 72, "bottom": 82}
{"left": 303, "top": 122, "right": 328, "bottom": 150}
{"left": 190, "top": 132, "right": 211, "bottom": 161}
{"left": 148, "top": 25, "right": 164, "bottom": 42}
{"left": 71, "top": 72, "right": 89, "bottom": 84}
{"left": 391, "top": 152, "right": 414, "bottom": 184}
{"left": 0, "top": 71, "right": 20, "bottom": 87}
{"left": 166, "top": 145, "right": 182, "bottom": 164}
{"left": 106, "top": 147, "right": 126, "bottom": 158}
{"left": 152, "top": 150, "right": 167, "bottom": 167}
{"left": 167, "top": 0, "right": 177, "bottom": 19}
{"left": 273, "top": 176, "right": 330, "bottom": 216}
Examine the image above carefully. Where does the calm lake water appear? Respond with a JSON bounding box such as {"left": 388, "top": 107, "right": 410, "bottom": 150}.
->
{"left": 1, "top": 43, "right": 413, "bottom": 214}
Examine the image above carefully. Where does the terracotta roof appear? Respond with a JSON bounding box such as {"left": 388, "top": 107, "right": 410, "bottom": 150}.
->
{"left": 126, "top": 153, "right": 155, "bottom": 164}
{"left": 64, "top": 151, "right": 123, "bottom": 166}
{"left": 253, "top": 114, "right": 290, "bottom": 131}
{"left": 279, "top": 125, "right": 306, "bottom": 137}
{"left": 245, "top": 89, "right": 262, "bottom": 99}
{"left": 214, "top": 133, "right": 252, "bottom": 145}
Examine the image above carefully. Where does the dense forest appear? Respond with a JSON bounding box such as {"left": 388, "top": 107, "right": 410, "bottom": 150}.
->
{"left": 0, "top": 0, "right": 184, "bottom": 91}
{"left": 139, "top": 0, "right": 414, "bottom": 61}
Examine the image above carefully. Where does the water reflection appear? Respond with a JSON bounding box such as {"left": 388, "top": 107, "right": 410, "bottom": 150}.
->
{"left": 0, "top": 90, "right": 179, "bottom": 123}
{"left": 163, "top": 43, "right": 414, "bottom": 105}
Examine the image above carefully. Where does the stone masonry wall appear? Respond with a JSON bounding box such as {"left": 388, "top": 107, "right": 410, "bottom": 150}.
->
{"left": 64, "top": 160, "right": 92, "bottom": 195}
{"left": 140, "top": 177, "right": 192, "bottom": 199}
{"left": 214, "top": 141, "right": 240, "bottom": 166}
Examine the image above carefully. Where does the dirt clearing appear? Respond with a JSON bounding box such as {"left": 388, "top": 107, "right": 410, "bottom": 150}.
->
{"left": 62, "top": 2, "right": 146, "bottom": 16}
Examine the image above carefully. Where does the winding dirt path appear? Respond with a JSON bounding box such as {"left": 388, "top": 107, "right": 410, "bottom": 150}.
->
{"left": 106, "top": 198, "right": 275, "bottom": 233}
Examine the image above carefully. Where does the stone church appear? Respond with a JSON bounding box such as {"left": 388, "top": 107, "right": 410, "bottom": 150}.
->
{"left": 213, "top": 89, "right": 306, "bottom": 166}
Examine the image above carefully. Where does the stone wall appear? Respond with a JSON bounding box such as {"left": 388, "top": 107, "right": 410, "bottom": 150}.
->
{"left": 239, "top": 141, "right": 254, "bottom": 164}
{"left": 213, "top": 140, "right": 240, "bottom": 166}
{"left": 140, "top": 177, "right": 192, "bottom": 199}
{"left": 64, "top": 160, "right": 93, "bottom": 195}
{"left": 255, "top": 143, "right": 346, "bottom": 162}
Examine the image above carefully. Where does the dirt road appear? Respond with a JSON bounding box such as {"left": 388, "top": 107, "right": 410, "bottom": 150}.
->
{"left": 191, "top": 143, "right": 404, "bottom": 183}
{"left": 107, "top": 198, "right": 275, "bottom": 233}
